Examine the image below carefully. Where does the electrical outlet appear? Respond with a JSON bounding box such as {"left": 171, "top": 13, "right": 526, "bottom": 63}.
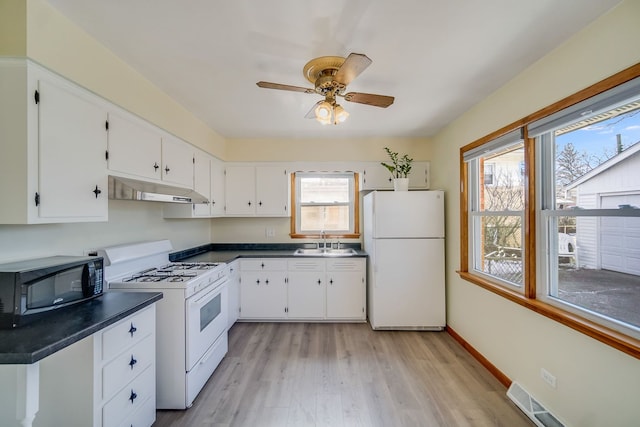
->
{"left": 265, "top": 227, "right": 276, "bottom": 238}
{"left": 540, "top": 368, "right": 557, "bottom": 389}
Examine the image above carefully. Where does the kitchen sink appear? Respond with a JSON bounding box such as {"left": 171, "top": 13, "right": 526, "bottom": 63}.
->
{"left": 293, "top": 248, "right": 358, "bottom": 257}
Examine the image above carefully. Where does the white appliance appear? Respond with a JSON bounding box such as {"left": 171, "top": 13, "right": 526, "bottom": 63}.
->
{"left": 98, "top": 240, "right": 228, "bottom": 409}
{"left": 363, "top": 190, "right": 446, "bottom": 330}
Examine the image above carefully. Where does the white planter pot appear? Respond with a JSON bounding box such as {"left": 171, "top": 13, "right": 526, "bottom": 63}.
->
{"left": 393, "top": 178, "right": 409, "bottom": 191}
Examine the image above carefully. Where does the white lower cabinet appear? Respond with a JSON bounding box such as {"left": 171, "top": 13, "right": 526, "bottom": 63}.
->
{"left": 326, "top": 258, "right": 367, "bottom": 320}
{"left": 239, "top": 259, "right": 288, "bottom": 319}
{"left": 17, "top": 305, "right": 157, "bottom": 427}
{"left": 239, "top": 257, "right": 366, "bottom": 321}
{"left": 95, "top": 305, "right": 156, "bottom": 427}
{"left": 287, "top": 259, "right": 326, "bottom": 319}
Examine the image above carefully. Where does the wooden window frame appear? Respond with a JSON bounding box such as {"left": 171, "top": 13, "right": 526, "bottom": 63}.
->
{"left": 289, "top": 171, "right": 360, "bottom": 239}
{"left": 459, "top": 62, "right": 640, "bottom": 360}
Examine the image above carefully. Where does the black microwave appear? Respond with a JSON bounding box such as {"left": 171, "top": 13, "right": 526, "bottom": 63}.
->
{"left": 0, "top": 256, "right": 104, "bottom": 328}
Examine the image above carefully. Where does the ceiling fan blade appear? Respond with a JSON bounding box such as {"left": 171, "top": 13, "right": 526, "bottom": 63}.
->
{"left": 256, "top": 81, "right": 315, "bottom": 94}
{"left": 343, "top": 92, "right": 395, "bottom": 108}
{"left": 333, "top": 53, "right": 372, "bottom": 86}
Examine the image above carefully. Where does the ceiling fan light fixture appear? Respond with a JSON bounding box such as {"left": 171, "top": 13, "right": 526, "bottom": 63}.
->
{"left": 315, "top": 101, "right": 332, "bottom": 119}
{"left": 334, "top": 104, "right": 349, "bottom": 123}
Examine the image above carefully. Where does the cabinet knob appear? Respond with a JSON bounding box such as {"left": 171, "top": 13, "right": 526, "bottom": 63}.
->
{"left": 265, "top": 279, "right": 269, "bottom": 285}
{"left": 153, "top": 162, "right": 159, "bottom": 171}
{"left": 256, "top": 279, "right": 260, "bottom": 285}
{"left": 330, "top": 279, "right": 334, "bottom": 285}
{"left": 261, "top": 263, "right": 265, "bottom": 268}
{"left": 248, "top": 201, "right": 252, "bottom": 206}
{"left": 92, "top": 185, "right": 102, "bottom": 198}
{"left": 129, "top": 355, "right": 137, "bottom": 370}
{"left": 258, "top": 201, "right": 263, "bottom": 206}
{"left": 129, "top": 390, "right": 138, "bottom": 404}
{"left": 165, "top": 166, "right": 170, "bottom": 173}
{"left": 128, "top": 323, "right": 137, "bottom": 337}
{"left": 317, "top": 279, "right": 321, "bottom": 285}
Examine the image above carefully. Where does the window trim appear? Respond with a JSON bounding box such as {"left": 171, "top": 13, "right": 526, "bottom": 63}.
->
{"left": 459, "top": 62, "right": 640, "bottom": 360}
{"left": 289, "top": 171, "right": 360, "bottom": 239}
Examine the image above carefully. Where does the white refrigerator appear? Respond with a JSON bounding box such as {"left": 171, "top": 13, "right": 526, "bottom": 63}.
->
{"left": 363, "top": 190, "right": 445, "bottom": 330}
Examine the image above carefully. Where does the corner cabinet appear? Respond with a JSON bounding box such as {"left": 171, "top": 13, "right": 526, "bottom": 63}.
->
{"left": 163, "top": 152, "right": 226, "bottom": 219}
{"left": 360, "top": 161, "right": 431, "bottom": 191}
{"left": 239, "top": 257, "right": 366, "bottom": 322}
{"left": 224, "top": 165, "right": 290, "bottom": 216}
{"left": 0, "top": 59, "right": 109, "bottom": 224}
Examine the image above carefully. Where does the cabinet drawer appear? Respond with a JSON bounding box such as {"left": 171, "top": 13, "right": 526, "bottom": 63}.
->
{"left": 116, "top": 395, "right": 155, "bottom": 427}
{"left": 102, "top": 306, "right": 155, "bottom": 362}
{"left": 326, "top": 258, "right": 364, "bottom": 272}
{"left": 103, "top": 365, "right": 154, "bottom": 427}
{"left": 241, "top": 258, "right": 287, "bottom": 271}
{"left": 288, "top": 258, "right": 324, "bottom": 272}
{"left": 103, "top": 334, "right": 154, "bottom": 399}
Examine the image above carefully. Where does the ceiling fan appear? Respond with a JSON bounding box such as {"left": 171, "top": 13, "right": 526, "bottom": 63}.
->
{"left": 256, "top": 53, "right": 394, "bottom": 125}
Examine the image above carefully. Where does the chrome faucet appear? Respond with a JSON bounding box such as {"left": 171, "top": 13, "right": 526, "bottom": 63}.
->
{"left": 320, "top": 230, "right": 327, "bottom": 249}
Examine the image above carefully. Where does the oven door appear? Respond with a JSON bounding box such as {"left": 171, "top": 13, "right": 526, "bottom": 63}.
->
{"left": 186, "top": 279, "right": 228, "bottom": 371}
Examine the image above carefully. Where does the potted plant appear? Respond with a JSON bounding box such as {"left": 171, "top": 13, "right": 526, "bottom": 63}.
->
{"left": 381, "top": 147, "right": 413, "bottom": 191}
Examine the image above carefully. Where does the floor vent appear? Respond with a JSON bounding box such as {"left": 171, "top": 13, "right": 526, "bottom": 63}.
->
{"left": 507, "top": 382, "right": 566, "bottom": 427}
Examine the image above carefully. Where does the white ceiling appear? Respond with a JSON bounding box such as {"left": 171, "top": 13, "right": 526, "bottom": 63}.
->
{"left": 47, "top": 0, "right": 621, "bottom": 140}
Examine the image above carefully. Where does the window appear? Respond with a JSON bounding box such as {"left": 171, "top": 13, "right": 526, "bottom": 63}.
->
{"left": 531, "top": 76, "right": 640, "bottom": 338}
{"left": 465, "top": 130, "right": 525, "bottom": 289}
{"left": 460, "top": 63, "right": 640, "bottom": 358}
{"left": 290, "top": 172, "right": 359, "bottom": 238}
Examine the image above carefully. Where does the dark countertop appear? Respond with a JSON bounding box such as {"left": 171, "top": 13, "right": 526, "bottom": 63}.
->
{"left": 170, "top": 243, "right": 368, "bottom": 264}
{"left": 0, "top": 291, "right": 162, "bottom": 364}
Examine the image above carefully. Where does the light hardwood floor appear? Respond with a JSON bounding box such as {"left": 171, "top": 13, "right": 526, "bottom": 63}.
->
{"left": 155, "top": 322, "right": 531, "bottom": 427}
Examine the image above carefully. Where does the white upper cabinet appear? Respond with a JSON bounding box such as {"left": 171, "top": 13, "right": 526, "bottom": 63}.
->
{"left": 224, "top": 165, "right": 256, "bottom": 215}
{"left": 210, "top": 157, "right": 226, "bottom": 217}
{"left": 360, "top": 161, "right": 431, "bottom": 191}
{"left": 163, "top": 152, "right": 226, "bottom": 219}
{"left": 256, "top": 166, "right": 289, "bottom": 216}
{"left": 106, "top": 110, "right": 162, "bottom": 181}
{"left": 191, "top": 150, "right": 212, "bottom": 217}
{"left": 107, "top": 109, "right": 195, "bottom": 189}
{"left": 224, "top": 165, "right": 290, "bottom": 217}
{"left": 161, "top": 134, "right": 194, "bottom": 188}
{"left": 0, "top": 59, "right": 109, "bottom": 224}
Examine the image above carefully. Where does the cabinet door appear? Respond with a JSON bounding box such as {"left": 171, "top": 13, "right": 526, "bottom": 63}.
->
{"left": 256, "top": 166, "right": 289, "bottom": 216}
{"left": 37, "top": 77, "right": 108, "bottom": 220}
{"left": 361, "top": 164, "right": 393, "bottom": 190}
{"left": 225, "top": 166, "right": 256, "bottom": 215}
{"left": 287, "top": 272, "right": 325, "bottom": 319}
{"left": 408, "top": 161, "right": 430, "bottom": 189}
{"left": 192, "top": 150, "right": 212, "bottom": 217}
{"left": 240, "top": 272, "right": 287, "bottom": 318}
{"left": 326, "top": 259, "right": 366, "bottom": 319}
{"left": 161, "top": 135, "right": 194, "bottom": 188}
{"left": 210, "top": 157, "right": 226, "bottom": 216}
{"left": 107, "top": 110, "right": 162, "bottom": 181}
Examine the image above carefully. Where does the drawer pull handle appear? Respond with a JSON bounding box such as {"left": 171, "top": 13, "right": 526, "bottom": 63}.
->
{"left": 129, "top": 389, "right": 137, "bottom": 404}
{"left": 129, "top": 355, "right": 138, "bottom": 370}
{"left": 128, "top": 323, "right": 137, "bottom": 337}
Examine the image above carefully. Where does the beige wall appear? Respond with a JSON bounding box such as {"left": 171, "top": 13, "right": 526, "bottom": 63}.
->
{"left": 0, "top": 0, "right": 26, "bottom": 56}
{"left": 430, "top": 0, "right": 640, "bottom": 425}
{"left": 224, "top": 137, "right": 431, "bottom": 162}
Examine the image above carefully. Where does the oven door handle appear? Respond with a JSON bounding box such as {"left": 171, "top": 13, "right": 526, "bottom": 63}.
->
{"left": 189, "top": 280, "right": 225, "bottom": 307}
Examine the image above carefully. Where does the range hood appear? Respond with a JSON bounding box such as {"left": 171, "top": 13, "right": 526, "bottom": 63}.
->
{"left": 108, "top": 176, "right": 209, "bottom": 204}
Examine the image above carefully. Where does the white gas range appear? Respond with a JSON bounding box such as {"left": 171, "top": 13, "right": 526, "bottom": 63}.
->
{"left": 98, "top": 240, "right": 228, "bottom": 410}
